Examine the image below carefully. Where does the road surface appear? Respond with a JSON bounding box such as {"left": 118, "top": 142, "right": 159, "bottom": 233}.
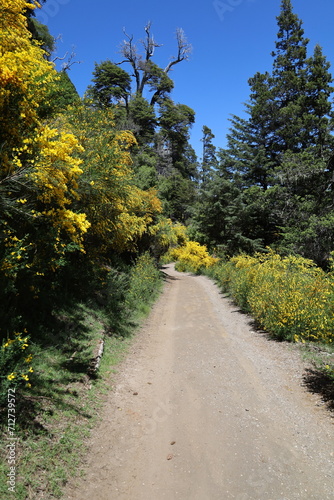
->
{"left": 66, "top": 264, "right": 334, "bottom": 500}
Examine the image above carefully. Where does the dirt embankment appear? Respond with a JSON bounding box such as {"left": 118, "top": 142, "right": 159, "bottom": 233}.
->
{"left": 65, "top": 264, "right": 334, "bottom": 500}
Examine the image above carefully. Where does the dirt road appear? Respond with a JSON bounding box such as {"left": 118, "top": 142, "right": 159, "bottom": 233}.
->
{"left": 66, "top": 264, "right": 333, "bottom": 500}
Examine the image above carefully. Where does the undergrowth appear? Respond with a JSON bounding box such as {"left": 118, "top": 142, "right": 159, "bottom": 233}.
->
{"left": 0, "top": 252, "right": 163, "bottom": 499}
{"left": 204, "top": 249, "right": 334, "bottom": 381}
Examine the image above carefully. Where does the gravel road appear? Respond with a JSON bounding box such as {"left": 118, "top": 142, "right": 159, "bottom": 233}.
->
{"left": 66, "top": 264, "right": 334, "bottom": 500}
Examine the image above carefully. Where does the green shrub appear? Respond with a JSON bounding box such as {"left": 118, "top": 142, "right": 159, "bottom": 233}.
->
{"left": 0, "top": 332, "right": 34, "bottom": 404}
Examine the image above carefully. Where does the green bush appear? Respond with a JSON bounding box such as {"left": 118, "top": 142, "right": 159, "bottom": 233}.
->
{"left": 126, "top": 253, "right": 162, "bottom": 312}
{"left": 0, "top": 332, "right": 34, "bottom": 405}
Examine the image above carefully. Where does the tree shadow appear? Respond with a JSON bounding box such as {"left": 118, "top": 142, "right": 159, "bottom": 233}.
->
{"left": 161, "top": 271, "right": 180, "bottom": 281}
{"left": 303, "top": 368, "right": 334, "bottom": 412}
{"left": 216, "top": 292, "right": 334, "bottom": 413}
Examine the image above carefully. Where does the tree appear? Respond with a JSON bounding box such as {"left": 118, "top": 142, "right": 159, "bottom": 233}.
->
{"left": 27, "top": 18, "right": 55, "bottom": 58}
{"left": 87, "top": 60, "right": 132, "bottom": 109}
{"left": 158, "top": 99, "right": 196, "bottom": 176}
{"left": 201, "top": 126, "right": 218, "bottom": 183}
{"left": 270, "top": 0, "right": 309, "bottom": 152}
{"left": 127, "top": 95, "right": 156, "bottom": 145}
{"left": 38, "top": 70, "right": 80, "bottom": 119}
{"left": 303, "top": 44, "right": 334, "bottom": 156}
{"left": 0, "top": 0, "right": 91, "bottom": 332}
{"left": 119, "top": 22, "right": 191, "bottom": 104}
{"left": 24, "top": 0, "right": 54, "bottom": 57}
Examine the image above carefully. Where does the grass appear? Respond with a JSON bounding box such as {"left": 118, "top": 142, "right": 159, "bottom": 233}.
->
{"left": 0, "top": 310, "right": 127, "bottom": 499}
{"left": 0, "top": 254, "right": 163, "bottom": 499}
{"left": 299, "top": 342, "right": 334, "bottom": 381}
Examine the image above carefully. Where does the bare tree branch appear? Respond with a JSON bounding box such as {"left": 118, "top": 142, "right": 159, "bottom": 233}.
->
{"left": 164, "top": 28, "right": 192, "bottom": 73}
{"left": 141, "top": 21, "right": 162, "bottom": 61}
{"left": 120, "top": 28, "right": 141, "bottom": 92}
{"left": 52, "top": 47, "right": 82, "bottom": 71}
{"left": 119, "top": 24, "right": 191, "bottom": 97}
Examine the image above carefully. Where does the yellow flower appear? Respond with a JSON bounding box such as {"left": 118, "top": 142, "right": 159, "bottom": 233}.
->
{"left": 21, "top": 374, "right": 29, "bottom": 381}
{"left": 3, "top": 339, "right": 14, "bottom": 348}
{"left": 7, "top": 373, "right": 16, "bottom": 381}
{"left": 25, "top": 354, "right": 33, "bottom": 363}
{"left": 26, "top": 383, "right": 32, "bottom": 388}
{"left": 28, "top": 367, "right": 34, "bottom": 373}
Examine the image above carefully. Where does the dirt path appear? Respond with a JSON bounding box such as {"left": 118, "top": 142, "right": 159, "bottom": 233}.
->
{"left": 65, "top": 264, "right": 333, "bottom": 500}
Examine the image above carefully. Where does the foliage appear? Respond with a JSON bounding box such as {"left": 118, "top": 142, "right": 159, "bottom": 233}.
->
{"left": 193, "top": 1, "right": 334, "bottom": 266}
{"left": 212, "top": 250, "right": 334, "bottom": 352}
{"left": 200, "top": 125, "right": 218, "bottom": 183}
{"left": 0, "top": 332, "right": 34, "bottom": 404}
{"left": 0, "top": 0, "right": 56, "bottom": 170}
{"left": 0, "top": 4, "right": 168, "bottom": 399}
{"left": 38, "top": 71, "right": 80, "bottom": 119}
{"left": 86, "top": 60, "right": 131, "bottom": 108}
{"left": 60, "top": 105, "right": 162, "bottom": 255}
{"left": 84, "top": 25, "right": 198, "bottom": 224}
{"left": 166, "top": 240, "right": 218, "bottom": 273}
{"left": 125, "top": 253, "right": 162, "bottom": 312}
{"left": 0, "top": 1, "right": 93, "bottom": 338}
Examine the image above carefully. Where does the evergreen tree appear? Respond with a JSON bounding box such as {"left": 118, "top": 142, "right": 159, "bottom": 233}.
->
{"left": 246, "top": 71, "right": 278, "bottom": 188}
{"left": 127, "top": 95, "right": 156, "bottom": 145}
{"left": 38, "top": 71, "right": 80, "bottom": 119}
{"left": 158, "top": 99, "right": 196, "bottom": 178}
{"left": 271, "top": 0, "right": 309, "bottom": 153}
{"left": 201, "top": 126, "right": 218, "bottom": 183}
{"left": 86, "top": 60, "right": 132, "bottom": 109}
{"left": 303, "top": 44, "right": 334, "bottom": 156}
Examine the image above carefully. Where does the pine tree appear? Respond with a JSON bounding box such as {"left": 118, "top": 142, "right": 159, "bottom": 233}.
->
{"left": 271, "top": 0, "right": 309, "bottom": 152}
{"left": 201, "top": 126, "right": 218, "bottom": 183}
{"left": 303, "top": 44, "right": 334, "bottom": 156}
{"left": 220, "top": 73, "right": 277, "bottom": 192}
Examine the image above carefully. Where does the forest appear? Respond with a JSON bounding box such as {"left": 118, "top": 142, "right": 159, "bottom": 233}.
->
{"left": 0, "top": 0, "right": 334, "bottom": 496}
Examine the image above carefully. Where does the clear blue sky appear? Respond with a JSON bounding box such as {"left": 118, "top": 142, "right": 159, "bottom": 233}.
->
{"left": 36, "top": 0, "right": 334, "bottom": 159}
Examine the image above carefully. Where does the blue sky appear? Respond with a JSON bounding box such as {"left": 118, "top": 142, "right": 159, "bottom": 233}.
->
{"left": 36, "top": 0, "right": 334, "bottom": 160}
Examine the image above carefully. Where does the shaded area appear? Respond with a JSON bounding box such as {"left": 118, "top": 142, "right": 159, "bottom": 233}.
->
{"left": 303, "top": 368, "right": 334, "bottom": 412}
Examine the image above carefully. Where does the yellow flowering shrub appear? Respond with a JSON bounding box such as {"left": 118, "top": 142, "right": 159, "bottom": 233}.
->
{"left": 217, "top": 249, "right": 334, "bottom": 344}
{"left": 168, "top": 240, "right": 218, "bottom": 273}
{"left": 145, "top": 220, "right": 188, "bottom": 261}
{"left": 1, "top": 0, "right": 89, "bottom": 276}
{"left": 0, "top": 332, "right": 34, "bottom": 402}
{"left": 30, "top": 126, "right": 90, "bottom": 247}
{"left": 61, "top": 106, "right": 163, "bottom": 255}
{"left": 0, "top": 0, "right": 57, "bottom": 172}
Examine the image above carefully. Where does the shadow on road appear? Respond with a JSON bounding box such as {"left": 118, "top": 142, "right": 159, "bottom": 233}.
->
{"left": 160, "top": 271, "right": 180, "bottom": 281}
{"left": 303, "top": 369, "right": 334, "bottom": 412}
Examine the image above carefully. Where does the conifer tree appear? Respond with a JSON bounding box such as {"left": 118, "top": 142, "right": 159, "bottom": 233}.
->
{"left": 303, "top": 44, "right": 334, "bottom": 156}
{"left": 201, "top": 126, "right": 218, "bottom": 183}
{"left": 271, "top": 0, "right": 309, "bottom": 152}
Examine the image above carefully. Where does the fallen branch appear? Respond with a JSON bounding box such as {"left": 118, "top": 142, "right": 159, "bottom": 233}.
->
{"left": 88, "top": 338, "right": 105, "bottom": 377}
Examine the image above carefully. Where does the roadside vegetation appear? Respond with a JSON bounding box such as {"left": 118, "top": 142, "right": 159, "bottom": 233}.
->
{"left": 1, "top": 0, "right": 334, "bottom": 496}
{"left": 0, "top": 252, "right": 163, "bottom": 499}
